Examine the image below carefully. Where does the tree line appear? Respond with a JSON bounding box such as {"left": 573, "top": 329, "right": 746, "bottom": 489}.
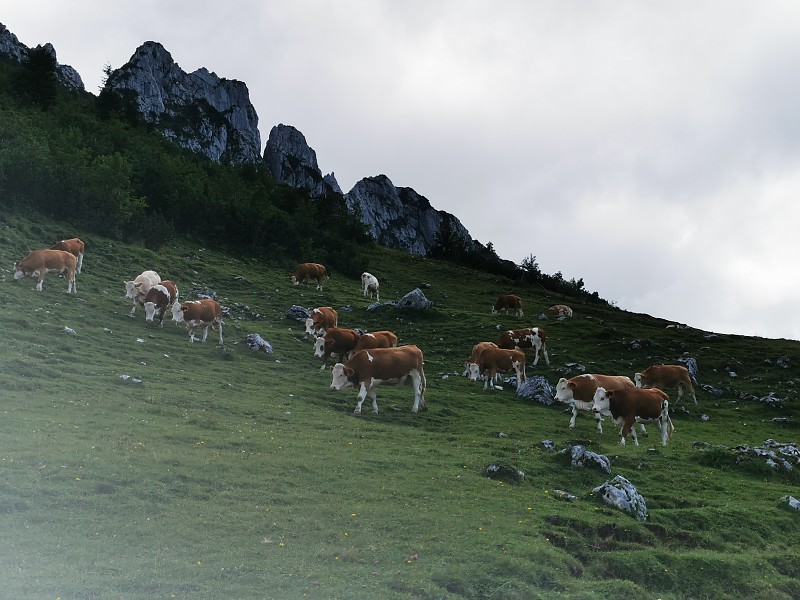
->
{"left": 0, "top": 49, "right": 608, "bottom": 303}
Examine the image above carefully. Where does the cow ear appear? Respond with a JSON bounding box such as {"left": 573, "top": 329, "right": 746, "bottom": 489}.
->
{"left": 344, "top": 366, "right": 355, "bottom": 377}
{"left": 568, "top": 382, "right": 576, "bottom": 390}
{"left": 606, "top": 390, "right": 614, "bottom": 398}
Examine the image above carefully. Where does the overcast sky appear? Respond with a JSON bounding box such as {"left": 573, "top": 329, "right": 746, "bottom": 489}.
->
{"left": 6, "top": 1, "right": 800, "bottom": 339}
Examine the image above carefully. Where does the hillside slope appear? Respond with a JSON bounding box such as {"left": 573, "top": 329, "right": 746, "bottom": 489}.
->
{"left": 0, "top": 211, "right": 798, "bottom": 599}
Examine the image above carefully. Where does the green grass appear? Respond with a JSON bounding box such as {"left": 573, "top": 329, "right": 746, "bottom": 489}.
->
{"left": 0, "top": 210, "right": 798, "bottom": 599}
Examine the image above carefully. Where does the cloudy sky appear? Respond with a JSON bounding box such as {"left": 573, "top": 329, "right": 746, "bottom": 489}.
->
{"left": 6, "top": 1, "right": 800, "bottom": 339}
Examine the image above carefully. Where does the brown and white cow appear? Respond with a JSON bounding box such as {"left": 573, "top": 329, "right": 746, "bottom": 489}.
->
{"left": 329, "top": 345, "right": 427, "bottom": 414}
{"left": 548, "top": 304, "right": 573, "bottom": 318}
{"left": 172, "top": 298, "right": 223, "bottom": 344}
{"left": 314, "top": 327, "right": 361, "bottom": 370}
{"left": 554, "top": 374, "right": 636, "bottom": 433}
{"left": 13, "top": 249, "right": 77, "bottom": 293}
{"left": 351, "top": 330, "right": 398, "bottom": 355}
{"left": 635, "top": 364, "right": 697, "bottom": 404}
{"left": 143, "top": 280, "right": 179, "bottom": 327}
{"left": 492, "top": 294, "right": 523, "bottom": 317}
{"left": 361, "top": 272, "right": 380, "bottom": 301}
{"left": 50, "top": 238, "right": 85, "bottom": 274}
{"left": 463, "top": 341, "right": 499, "bottom": 379}
{"left": 124, "top": 270, "right": 161, "bottom": 317}
{"left": 305, "top": 306, "right": 338, "bottom": 336}
{"left": 468, "top": 347, "right": 527, "bottom": 391}
{"left": 496, "top": 327, "right": 549, "bottom": 366}
{"left": 592, "top": 386, "right": 674, "bottom": 446}
{"left": 292, "top": 262, "right": 328, "bottom": 290}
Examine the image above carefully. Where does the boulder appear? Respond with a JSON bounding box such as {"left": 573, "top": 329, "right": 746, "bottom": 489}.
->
{"left": 395, "top": 288, "right": 432, "bottom": 310}
{"left": 244, "top": 333, "right": 273, "bottom": 354}
{"left": 592, "top": 475, "right": 648, "bottom": 522}
{"left": 516, "top": 375, "right": 555, "bottom": 405}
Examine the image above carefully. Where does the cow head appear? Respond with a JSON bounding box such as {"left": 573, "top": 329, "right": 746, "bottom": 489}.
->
{"left": 304, "top": 318, "right": 319, "bottom": 336}
{"left": 143, "top": 302, "right": 159, "bottom": 322}
{"left": 330, "top": 363, "right": 355, "bottom": 391}
{"left": 466, "top": 362, "right": 482, "bottom": 381}
{"left": 13, "top": 262, "right": 26, "bottom": 279}
{"left": 592, "top": 387, "right": 612, "bottom": 413}
{"left": 554, "top": 378, "right": 576, "bottom": 403}
{"left": 313, "top": 336, "right": 327, "bottom": 358}
{"left": 123, "top": 280, "right": 138, "bottom": 299}
{"left": 634, "top": 372, "right": 644, "bottom": 387}
{"left": 491, "top": 306, "right": 499, "bottom": 315}
{"left": 171, "top": 302, "right": 186, "bottom": 323}
{"left": 291, "top": 275, "right": 300, "bottom": 286}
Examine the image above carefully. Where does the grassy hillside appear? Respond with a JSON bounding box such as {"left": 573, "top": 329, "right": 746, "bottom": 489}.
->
{"left": 0, "top": 210, "right": 798, "bottom": 600}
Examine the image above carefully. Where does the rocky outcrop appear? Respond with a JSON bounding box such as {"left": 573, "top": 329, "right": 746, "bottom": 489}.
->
{"left": 0, "top": 23, "right": 84, "bottom": 90}
{"left": 263, "top": 124, "right": 340, "bottom": 196}
{"left": 105, "top": 41, "right": 261, "bottom": 164}
{"left": 345, "top": 174, "right": 474, "bottom": 255}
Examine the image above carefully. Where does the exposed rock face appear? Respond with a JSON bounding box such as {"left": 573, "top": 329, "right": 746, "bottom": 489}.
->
{"left": 264, "top": 124, "right": 340, "bottom": 196}
{"left": 105, "top": 41, "right": 261, "bottom": 164}
{"left": 0, "top": 23, "right": 84, "bottom": 90}
{"left": 345, "top": 174, "right": 473, "bottom": 255}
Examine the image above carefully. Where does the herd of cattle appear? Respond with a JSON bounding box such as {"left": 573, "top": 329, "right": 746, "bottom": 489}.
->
{"left": 13, "top": 244, "right": 696, "bottom": 446}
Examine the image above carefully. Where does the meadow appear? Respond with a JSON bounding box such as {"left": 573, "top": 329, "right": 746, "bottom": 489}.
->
{"left": 0, "top": 210, "right": 798, "bottom": 600}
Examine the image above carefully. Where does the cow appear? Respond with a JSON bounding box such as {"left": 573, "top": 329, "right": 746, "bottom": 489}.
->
{"left": 292, "top": 263, "right": 328, "bottom": 290}
{"left": 142, "top": 280, "right": 179, "bottom": 327}
{"left": 314, "top": 327, "right": 361, "bottom": 370}
{"left": 124, "top": 270, "right": 161, "bottom": 317}
{"left": 548, "top": 304, "right": 573, "bottom": 318}
{"left": 467, "top": 347, "right": 527, "bottom": 391}
{"left": 351, "top": 330, "right": 398, "bottom": 355}
{"left": 361, "top": 272, "right": 380, "bottom": 301}
{"left": 171, "top": 298, "right": 223, "bottom": 344}
{"left": 492, "top": 294, "right": 523, "bottom": 317}
{"left": 635, "top": 364, "right": 697, "bottom": 404}
{"left": 305, "top": 306, "right": 338, "bottom": 336}
{"left": 554, "top": 374, "right": 636, "bottom": 433}
{"left": 593, "top": 386, "right": 674, "bottom": 446}
{"left": 463, "top": 341, "right": 501, "bottom": 381}
{"left": 330, "top": 345, "right": 427, "bottom": 415}
{"left": 13, "top": 249, "right": 77, "bottom": 293}
{"left": 496, "top": 327, "right": 549, "bottom": 366}
{"left": 50, "top": 238, "right": 85, "bottom": 274}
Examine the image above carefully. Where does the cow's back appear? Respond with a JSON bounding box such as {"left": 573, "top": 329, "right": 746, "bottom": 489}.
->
{"left": 348, "top": 345, "right": 423, "bottom": 380}
{"left": 571, "top": 373, "right": 634, "bottom": 401}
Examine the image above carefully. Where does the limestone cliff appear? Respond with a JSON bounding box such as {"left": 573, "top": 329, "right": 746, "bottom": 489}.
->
{"left": 105, "top": 41, "right": 261, "bottom": 164}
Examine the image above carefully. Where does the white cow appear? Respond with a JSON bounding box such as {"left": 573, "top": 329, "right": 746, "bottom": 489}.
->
{"left": 361, "top": 272, "right": 380, "bottom": 301}
{"left": 124, "top": 270, "right": 161, "bottom": 317}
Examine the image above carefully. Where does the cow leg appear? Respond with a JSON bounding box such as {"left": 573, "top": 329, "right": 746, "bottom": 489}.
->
{"left": 626, "top": 417, "right": 639, "bottom": 446}
{"left": 368, "top": 389, "right": 379, "bottom": 414}
{"left": 129, "top": 302, "right": 137, "bottom": 317}
{"left": 67, "top": 271, "right": 76, "bottom": 293}
{"left": 595, "top": 412, "right": 604, "bottom": 434}
{"left": 532, "top": 347, "right": 539, "bottom": 366}
{"left": 569, "top": 405, "right": 578, "bottom": 429}
{"left": 77, "top": 254, "right": 83, "bottom": 274}
{"left": 35, "top": 273, "right": 44, "bottom": 291}
{"left": 353, "top": 382, "right": 369, "bottom": 414}
{"left": 410, "top": 371, "right": 422, "bottom": 413}
{"left": 216, "top": 320, "right": 224, "bottom": 345}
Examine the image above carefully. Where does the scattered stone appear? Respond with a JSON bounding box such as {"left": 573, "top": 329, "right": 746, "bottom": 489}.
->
{"left": 118, "top": 375, "right": 142, "bottom": 384}
{"left": 497, "top": 432, "right": 508, "bottom": 438}
{"left": 777, "top": 356, "right": 791, "bottom": 369}
{"left": 592, "top": 475, "right": 648, "bottom": 522}
{"left": 244, "top": 333, "right": 273, "bottom": 353}
{"left": 729, "top": 371, "right": 737, "bottom": 378}
{"left": 704, "top": 333, "right": 720, "bottom": 340}
{"left": 136, "top": 338, "right": 145, "bottom": 344}
{"left": 516, "top": 376, "right": 555, "bottom": 405}
{"left": 701, "top": 414, "right": 710, "bottom": 421}
{"left": 538, "top": 313, "right": 548, "bottom": 320}
{"left": 701, "top": 384, "right": 723, "bottom": 397}
{"left": 560, "top": 444, "right": 611, "bottom": 474}
{"left": 63, "top": 327, "right": 76, "bottom": 335}
{"left": 678, "top": 357, "right": 699, "bottom": 384}
{"left": 366, "top": 301, "right": 396, "bottom": 311}
{"left": 731, "top": 439, "right": 800, "bottom": 472}
{"left": 540, "top": 440, "right": 555, "bottom": 451}
{"left": 553, "top": 489, "right": 577, "bottom": 501}
{"left": 780, "top": 495, "right": 800, "bottom": 510}
{"left": 758, "top": 392, "right": 784, "bottom": 406}
{"left": 395, "top": 288, "right": 432, "bottom": 310}
{"left": 484, "top": 463, "right": 525, "bottom": 483}
{"left": 285, "top": 305, "right": 311, "bottom": 322}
